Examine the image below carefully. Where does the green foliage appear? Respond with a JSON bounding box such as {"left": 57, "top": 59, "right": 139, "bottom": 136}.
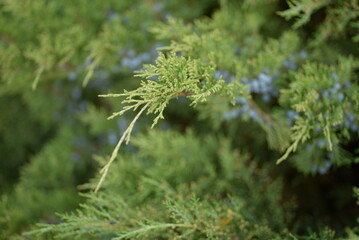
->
{"left": 0, "top": 127, "right": 79, "bottom": 238}
{"left": 96, "top": 52, "right": 247, "bottom": 192}
{"left": 278, "top": 58, "right": 358, "bottom": 163}
{"left": 278, "top": 0, "right": 330, "bottom": 29}
{"left": 27, "top": 130, "right": 292, "bottom": 239}
{"left": 1, "top": 0, "right": 358, "bottom": 239}
{"left": 278, "top": 0, "right": 359, "bottom": 44}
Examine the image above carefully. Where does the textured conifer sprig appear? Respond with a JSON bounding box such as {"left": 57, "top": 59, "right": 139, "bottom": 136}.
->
{"left": 96, "top": 52, "right": 246, "bottom": 192}
{"left": 277, "top": 58, "right": 358, "bottom": 163}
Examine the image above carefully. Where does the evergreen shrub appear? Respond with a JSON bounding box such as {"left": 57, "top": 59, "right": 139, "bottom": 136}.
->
{"left": 0, "top": 0, "right": 358, "bottom": 239}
